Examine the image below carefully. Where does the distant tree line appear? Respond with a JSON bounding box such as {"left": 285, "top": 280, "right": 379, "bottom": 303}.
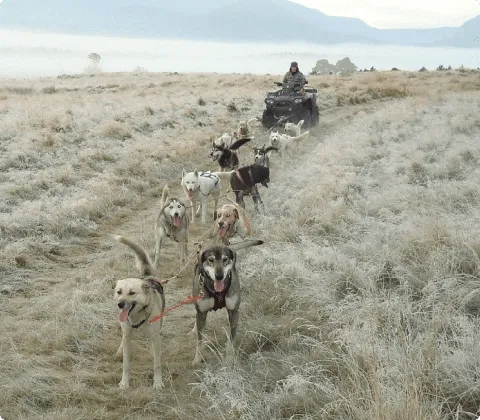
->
{"left": 310, "top": 59, "right": 480, "bottom": 75}
{"left": 310, "top": 57, "right": 357, "bottom": 75}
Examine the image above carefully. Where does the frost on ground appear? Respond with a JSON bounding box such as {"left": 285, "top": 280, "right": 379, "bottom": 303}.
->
{"left": 0, "top": 70, "right": 479, "bottom": 420}
{"left": 196, "top": 92, "right": 480, "bottom": 419}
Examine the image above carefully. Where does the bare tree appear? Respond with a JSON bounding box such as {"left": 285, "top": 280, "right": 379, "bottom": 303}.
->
{"left": 86, "top": 53, "right": 102, "bottom": 73}
{"left": 88, "top": 53, "right": 101, "bottom": 66}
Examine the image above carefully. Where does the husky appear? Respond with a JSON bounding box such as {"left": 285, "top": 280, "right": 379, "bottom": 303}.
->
{"left": 181, "top": 169, "right": 234, "bottom": 224}
{"left": 268, "top": 130, "right": 309, "bottom": 161}
{"left": 210, "top": 138, "right": 251, "bottom": 172}
{"left": 154, "top": 185, "right": 189, "bottom": 270}
{"left": 113, "top": 235, "right": 166, "bottom": 389}
{"left": 191, "top": 239, "right": 264, "bottom": 366}
{"left": 284, "top": 119, "right": 304, "bottom": 137}
{"left": 253, "top": 145, "right": 278, "bottom": 168}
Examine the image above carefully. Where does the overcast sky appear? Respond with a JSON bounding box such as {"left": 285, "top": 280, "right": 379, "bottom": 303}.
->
{"left": 290, "top": 0, "right": 479, "bottom": 28}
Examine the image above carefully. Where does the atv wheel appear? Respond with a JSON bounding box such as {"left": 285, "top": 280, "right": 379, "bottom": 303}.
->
{"left": 302, "top": 109, "right": 312, "bottom": 129}
{"left": 313, "top": 105, "right": 320, "bottom": 126}
{"left": 262, "top": 110, "right": 276, "bottom": 129}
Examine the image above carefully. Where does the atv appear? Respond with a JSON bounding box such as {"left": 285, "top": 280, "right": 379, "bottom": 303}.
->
{"left": 262, "top": 81, "right": 320, "bottom": 130}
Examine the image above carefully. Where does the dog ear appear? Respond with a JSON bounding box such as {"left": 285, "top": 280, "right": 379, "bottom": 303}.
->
{"left": 229, "top": 248, "right": 237, "bottom": 267}
{"left": 182, "top": 168, "right": 186, "bottom": 178}
{"left": 233, "top": 208, "right": 239, "bottom": 220}
{"left": 194, "top": 170, "right": 198, "bottom": 177}
{"left": 142, "top": 282, "right": 150, "bottom": 294}
{"left": 197, "top": 249, "right": 205, "bottom": 267}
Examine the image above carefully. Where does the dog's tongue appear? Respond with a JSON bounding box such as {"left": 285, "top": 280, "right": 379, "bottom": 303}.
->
{"left": 119, "top": 308, "right": 129, "bottom": 323}
{"left": 218, "top": 225, "right": 228, "bottom": 238}
{"left": 173, "top": 216, "right": 182, "bottom": 227}
{"left": 214, "top": 280, "right": 225, "bottom": 293}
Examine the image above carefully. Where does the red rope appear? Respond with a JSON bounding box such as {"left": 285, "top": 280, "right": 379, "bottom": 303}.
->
{"left": 148, "top": 294, "right": 203, "bottom": 324}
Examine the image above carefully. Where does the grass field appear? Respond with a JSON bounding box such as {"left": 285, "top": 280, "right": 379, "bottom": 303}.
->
{"left": 1, "top": 69, "right": 480, "bottom": 420}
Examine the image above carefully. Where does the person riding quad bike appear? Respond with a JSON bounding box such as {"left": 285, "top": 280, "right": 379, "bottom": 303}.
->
{"left": 282, "top": 61, "right": 306, "bottom": 93}
{"left": 261, "top": 60, "right": 319, "bottom": 129}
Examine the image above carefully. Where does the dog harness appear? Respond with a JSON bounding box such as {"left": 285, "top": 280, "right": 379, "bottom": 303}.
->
{"left": 199, "top": 171, "right": 220, "bottom": 186}
{"left": 198, "top": 271, "right": 232, "bottom": 311}
{"left": 235, "top": 167, "right": 255, "bottom": 187}
{"left": 195, "top": 171, "right": 220, "bottom": 197}
{"left": 128, "top": 278, "right": 164, "bottom": 329}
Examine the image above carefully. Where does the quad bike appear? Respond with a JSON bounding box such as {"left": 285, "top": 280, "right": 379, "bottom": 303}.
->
{"left": 262, "top": 80, "right": 320, "bottom": 130}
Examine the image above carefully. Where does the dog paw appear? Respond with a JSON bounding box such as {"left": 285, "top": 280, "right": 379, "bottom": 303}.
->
{"left": 192, "top": 358, "right": 203, "bottom": 367}
{"left": 118, "top": 380, "right": 130, "bottom": 389}
{"left": 192, "top": 352, "right": 204, "bottom": 367}
{"left": 153, "top": 380, "right": 165, "bottom": 390}
{"left": 225, "top": 345, "right": 235, "bottom": 365}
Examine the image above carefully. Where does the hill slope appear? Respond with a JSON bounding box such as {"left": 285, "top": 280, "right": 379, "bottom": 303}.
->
{"left": 0, "top": 0, "right": 477, "bottom": 47}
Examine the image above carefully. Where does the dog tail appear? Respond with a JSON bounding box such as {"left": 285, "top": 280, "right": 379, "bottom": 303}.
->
{"left": 213, "top": 170, "right": 235, "bottom": 181}
{"left": 159, "top": 184, "right": 169, "bottom": 209}
{"left": 293, "top": 131, "right": 309, "bottom": 143}
{"left": 297, "top": 119, "right": 305, "bottom": 130}
{"left": 229, "top": 239, "right": 264, "bottom": 252}
{"left": 229, "top": 137, "right": 251, "bottom": 151}
{"left": 114, "top": 235, "right": 154, "bottom": 277}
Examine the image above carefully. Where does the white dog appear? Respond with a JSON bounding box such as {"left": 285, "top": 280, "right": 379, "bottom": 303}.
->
{"left": 284, "top": 119, "right": 304, "bottom": 137}
{"left": 181, "top": 169, "right": 234, "bottom": 224}
{"left": 213, "top": 133, "right": 233, "bottom": 149}
{"left": 268, "top": 130, "right": 310, "bottom": 161}
{"left": 154, "top": 185, "right": 189, "bottom": 270}
{"left": 114, "top": 235, "right": 165, "bottom": 390}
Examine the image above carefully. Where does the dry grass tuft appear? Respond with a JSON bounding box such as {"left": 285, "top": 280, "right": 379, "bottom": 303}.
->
{"left": 100, "top": 120, "right": 132, "bottom": 140}
{"left": 42, "top": 86, "right": 58, "bottom": 94}
{"left": 227, "top": 101, "right": 239, "bottom": 113}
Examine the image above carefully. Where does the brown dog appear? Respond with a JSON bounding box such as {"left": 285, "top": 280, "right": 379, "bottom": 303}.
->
{"left": 211, "top": 199, "right": 252, "bottom": 245}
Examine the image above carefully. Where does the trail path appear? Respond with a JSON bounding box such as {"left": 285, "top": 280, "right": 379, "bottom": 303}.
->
{"left": 2, "top": 98, "right": 387, "bottom": 419}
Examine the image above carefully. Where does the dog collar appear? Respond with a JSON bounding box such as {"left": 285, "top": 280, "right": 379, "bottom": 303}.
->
{"left": 129, "top": 304, "right": 150, "bottom": 329}
{"left": 128, "top": 278, "right": 164, "bottom": 328}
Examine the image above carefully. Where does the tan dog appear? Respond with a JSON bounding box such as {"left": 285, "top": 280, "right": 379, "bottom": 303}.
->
{"left": 114, "top": 235, "right": 165, "bottom": 390}
{"left": 235, "top": 117, "right": 258, "bottom": 139}
{"left": 211, "top": 199, "right": 252, "bottom": 245}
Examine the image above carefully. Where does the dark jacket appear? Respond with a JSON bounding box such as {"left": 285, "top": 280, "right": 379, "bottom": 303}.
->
{"left": 282, "top": 69, "right": 306, "bottom": 89}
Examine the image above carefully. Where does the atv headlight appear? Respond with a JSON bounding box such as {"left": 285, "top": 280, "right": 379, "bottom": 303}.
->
{"left": 294, "top": 98, "right": 303, "bottom": 104}
{"left": 266, "top": 99, "right": 274, "bottom": 104}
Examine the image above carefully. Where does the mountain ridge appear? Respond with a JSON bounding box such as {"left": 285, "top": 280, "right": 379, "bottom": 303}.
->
{"left": 0, "top": 0, "right": 478, "bottom": 47}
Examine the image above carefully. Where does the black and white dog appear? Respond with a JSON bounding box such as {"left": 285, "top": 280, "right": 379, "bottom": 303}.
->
{"left": 253, "top": 145, "right": 278, "bottom": 168}
{"left": 191, "top": 239, "right": 264, "bottom": 366}
{"left": 210, "top": 138, "right": 251, "bottom": 172}
{"left": 230, "top": 164, "right": 270, "bottom": 213}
